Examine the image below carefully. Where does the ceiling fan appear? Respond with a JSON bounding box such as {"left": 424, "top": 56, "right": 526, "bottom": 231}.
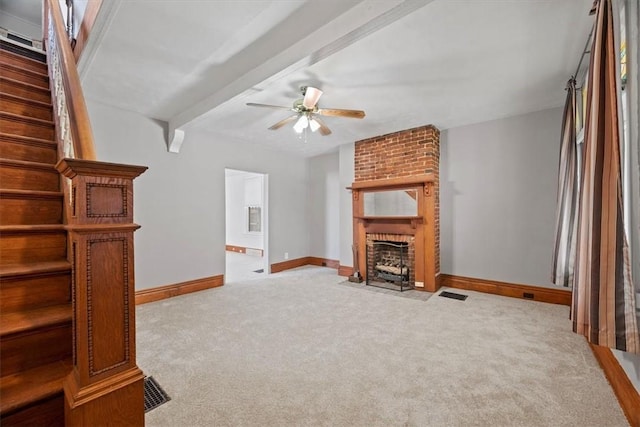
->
{"left": 246, "top": 86, "right": 365, "bottom": 136}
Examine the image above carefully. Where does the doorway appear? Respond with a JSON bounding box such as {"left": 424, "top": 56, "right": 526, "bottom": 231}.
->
{"left": 224, "top": 168, "right": 269, "bottom": 282}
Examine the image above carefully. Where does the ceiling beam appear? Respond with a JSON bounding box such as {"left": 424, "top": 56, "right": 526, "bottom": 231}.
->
{"left": 166, "top": 0, "right": 434, "bottom": 153}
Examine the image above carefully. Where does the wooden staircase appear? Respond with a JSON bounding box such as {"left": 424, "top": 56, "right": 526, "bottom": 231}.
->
{"left": 0, "top": 42, "right": 71, "bottom": 426}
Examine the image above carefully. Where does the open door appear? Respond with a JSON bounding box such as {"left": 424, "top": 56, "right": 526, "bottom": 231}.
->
{"left": 224, "top": 169, "right": 269, "bottom": 282}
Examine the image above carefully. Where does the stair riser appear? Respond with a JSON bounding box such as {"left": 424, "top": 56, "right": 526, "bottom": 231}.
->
{"left": 0, "top": 394, "right": 64, "bottom": 427}
{"left": 0, "top": 232, "right": 66, "bottom": 264}
{"left": 0, "top": 50, "right": 46, "bottom": 73}
{"left": 0, "top": 97, "right": 53, "bottom": 121}
{"left": 1, "top": 272, "right": 71, "bottom": 313}
{"left": 0, "top": 324, "right": 71, "bottom": 377}
{"left": 0, "top": 139, "right": 57, "bottom": 164}
{"left": 0, "top": 65, "right": 49, "bottom": 89}
{"left": 0, "top": 165, "right": 59, "bottom": 192}
{"left": 0, "top": 197, "right": 63, "bottom": 225}
{"left": 0, "top": 117, "right": 55, "bottom": 140}
{"left": 1, "top": 80, "right": 51, "bottom": 104}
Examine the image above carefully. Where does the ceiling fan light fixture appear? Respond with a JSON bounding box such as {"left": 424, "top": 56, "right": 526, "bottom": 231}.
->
{"left": 309, "top": 117, "right": 321, "bottom": 132}
{"left": 293, "top": 115, "right": 309, "bottom": 133}
{"left": 247, "top": 85, "right": 364, "bottom": 138}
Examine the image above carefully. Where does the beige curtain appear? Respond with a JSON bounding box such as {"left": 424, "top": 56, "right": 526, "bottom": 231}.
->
{"left": 572, "top": 0, "right": 639, "bottom": 353}
{"left": 552, "top": 79, "right": 579, "bottom": 287}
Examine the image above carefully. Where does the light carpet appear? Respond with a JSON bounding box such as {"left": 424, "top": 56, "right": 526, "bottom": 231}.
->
{"left": 137, "top": 266, "right": 627, "bottom": 426}
{"left": 338, "top": 279, "right": 433, "bottom": 301}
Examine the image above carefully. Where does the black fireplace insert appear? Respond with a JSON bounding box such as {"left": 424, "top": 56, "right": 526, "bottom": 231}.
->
{"left": 366, "top": 240, "right": 413, "bottom": 291}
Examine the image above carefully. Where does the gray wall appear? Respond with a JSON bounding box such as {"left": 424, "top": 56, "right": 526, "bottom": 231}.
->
{"left": 305, "top": 143, "right": 355, "bottom": 268}
{"left": 307, "top": 152, "right": 340, "bottom": 260}
{"left": 0, "top": 10, "right": 41, "bottom": 39}
{"left": 86, "top": 101, "right": 309, "bottom": 289}
{"left": 440, "top": 107, "right": 562, "bottom": 287}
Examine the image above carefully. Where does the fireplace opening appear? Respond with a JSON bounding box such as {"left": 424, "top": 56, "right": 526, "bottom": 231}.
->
{"left": 366, "top": 240, "right": 413, "bottom": 291}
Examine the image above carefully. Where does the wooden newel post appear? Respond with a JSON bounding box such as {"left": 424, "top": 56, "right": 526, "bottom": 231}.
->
{"left": 56, "top": 159, "right": 148, "bottom": 426}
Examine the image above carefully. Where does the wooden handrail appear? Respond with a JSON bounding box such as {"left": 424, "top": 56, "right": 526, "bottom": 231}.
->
{"left": 44, "top": 0, "right": 96, "bottom": 160}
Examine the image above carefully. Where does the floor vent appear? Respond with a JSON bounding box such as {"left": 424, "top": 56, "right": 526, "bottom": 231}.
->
{"left": 144, "top": 376, "right": 171, "bottom": 413}
{"left": 0, "top": 28, "right": 43, "bottom": 50}
{"left": 439, "top": 291, "right": 468, "bottom": 301}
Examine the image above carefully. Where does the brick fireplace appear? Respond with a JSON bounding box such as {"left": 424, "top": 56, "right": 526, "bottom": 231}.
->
{"left": 350, "top": 125, "right": 440, "bottom": 292}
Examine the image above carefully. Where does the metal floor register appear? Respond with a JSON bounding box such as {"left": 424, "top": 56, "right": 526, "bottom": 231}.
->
{"left": 144, "top": 376, "right": 171, "bottom": 413}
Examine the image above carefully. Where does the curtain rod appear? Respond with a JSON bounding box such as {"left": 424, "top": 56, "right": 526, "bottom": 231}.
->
{"left": 574, "top": 23, "right": 595, "bottom": 82}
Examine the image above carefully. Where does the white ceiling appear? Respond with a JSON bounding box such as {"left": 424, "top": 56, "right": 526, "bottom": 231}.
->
{"left": 5, "top": 0, "right": 595, "bottom": 158}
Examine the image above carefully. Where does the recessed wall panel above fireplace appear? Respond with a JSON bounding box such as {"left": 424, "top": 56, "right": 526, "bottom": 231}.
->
{"left": 363, "top": 189, "right": 418, "bottom": 217}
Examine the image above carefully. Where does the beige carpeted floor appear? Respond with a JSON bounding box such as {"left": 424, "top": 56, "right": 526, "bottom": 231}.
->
{"left": 137, "top": 266, "right": 628, "bottom": 427}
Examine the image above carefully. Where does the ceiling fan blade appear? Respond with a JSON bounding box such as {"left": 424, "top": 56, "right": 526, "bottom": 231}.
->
{"left": 247, "top": 102, "right": 292, "bottom": 110}
{"left": 316, "top": 108, "right": 365, "bottom": 119}
{"left": 302, "top": 86, "right": 323, "bottom": 109}
{"left": 268, "top": 114, "right": 299, "bottom": 130}
{"left": 312, "top": 116, "right": 332, "bottom": 136}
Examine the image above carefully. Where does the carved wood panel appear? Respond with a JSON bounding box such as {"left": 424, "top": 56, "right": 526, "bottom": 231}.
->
{"left": 71, "top": 242, "right": 77, "bottom": 366}
{"left": 86, "top": 237, "right": 130, "bottom": 376}
{"left": 86, "top": 183, "right": 127, "bottom": 218}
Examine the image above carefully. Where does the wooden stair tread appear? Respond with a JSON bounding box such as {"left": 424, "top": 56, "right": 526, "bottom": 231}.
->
{"left": 0, "top": 132, "right": 56, "bottom": 147}
{"left": 0, "top": 260, "right": 71, "bottom": 278}
{"left": 0, "top": 158, "right": 57, "bottom": 171}
{"left": 0, "top": 111, "right": 54, "bottom": 126}
{"left": 0, "top": 76, "right": 50, "bottom": 94}
{"left": 0, "top": 224, "right": 65, "bottom": 233}
{"left": 0, "top": 51, "right": 47, "bottom": 69}
{"left": 0, "top": 360, "right": 71, "bottom": 415}
{"left": 0, "top": 304, "right": 71, "bottom": 336}
{"left": 0, "top": 189, "right": 63, "bottom": 199}
{"left": 0, "top": 48, "right": 48, "bottom": 75}
{"left": 0, "top": 91, "right": 53, "bottom": 108}
{"left": 0, "top": 30, "right": 73, "bottom": 427}
{"left": 0, "top": 61, "right": 49, "bottom": 79}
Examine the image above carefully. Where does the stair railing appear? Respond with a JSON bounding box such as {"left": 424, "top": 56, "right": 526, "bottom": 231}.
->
{"left": 44, "top": 0, "right": 94, "bottom": 160}
{"left": 43, "top": 1, "right": 146, "bottom": 425}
